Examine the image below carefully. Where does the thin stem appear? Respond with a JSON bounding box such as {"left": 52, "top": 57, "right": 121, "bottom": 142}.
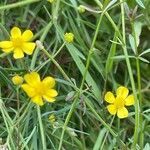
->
{"left": 85, "top": 100, "right": 126, "bottom": 148}
{"left": 41, "top": 48, "right": 72, "bottom": 83}
{"left": 0, "top": 0, "right": 40, "bottom": 11}
{"left": 53, "top": 42, "right": 66, "bottom": 57}
{"left": 131, "top": 21, "right": 143, "bottom": 149}
{"left": 30, "top": 21, "right": 53, "bottom": 70}
{"left": 100, "top": 115, "right": 115, "bottom": 150}
{"left": 16, "top": 87, "right": 20, "bottom": 150}
{"left": 37, "top": 106, "right": 46, "bottom": 150}
{"left": 120, "top": 1, "right": 140, "bottom": 149}
{"left": 58, "top": 12, "right": 106, "bottom": 150}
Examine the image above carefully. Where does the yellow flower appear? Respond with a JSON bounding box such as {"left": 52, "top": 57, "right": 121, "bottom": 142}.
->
{"left": 104, "top": 86, "right": 135, "bottom": 119}
{"left": 49, "top": 114, "right": 56, "bottom": 123}
{"left": 0, "top": 27, "right": 36, "bottom": 59}
{"left": 12, "top": 75, "right": 23, "bottom": 85}
{"left": 21, "top": 72, "right": 58, "bottom": 106}
{"left": 64, "top": 32, "right": 74, "bottom": 43}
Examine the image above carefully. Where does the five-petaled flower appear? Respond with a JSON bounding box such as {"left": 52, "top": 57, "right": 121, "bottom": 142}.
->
{"left": 0, "top": 27, "right": 36, "bottom": 59}
{"left": 104, "top": 86, "right": 134, "bottom": 119}
{"left": 21, "top": 72, "right": 58, "bottom": 106}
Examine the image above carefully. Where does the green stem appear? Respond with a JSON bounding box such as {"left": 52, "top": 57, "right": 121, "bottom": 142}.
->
{"left": 41, "top": 48, "right": 72, "bottom": 83}
{"left": 0, "top": 0, "right": 40, "bottom": 10}
{"left": 85, "top": 100, "right": 126, "bottom": 148}
{"left": 58, "top": 93, "right": 80, "bottom": 150}
{"left": 53, "top": 42, "right": 66, "bottom": 57}
{"left": 120, "top": 1, "right": 140, "bottom": 149}
{"left": 37, "top": 106, "right": 46, "bottom": 150}
{"left": 131, "top": 21, "right": 143, "bottom": 149}
{"left": 100, "top": 115, "right": 115, "bottom": 150}
{"left": 30, "top": 21, "right": 53, "bottom": 70}
{"left": 58, "top": 12, "right": 106, "bottom": 150}
{"left": 80, "top": 13, "right": 104, "bottom": 90}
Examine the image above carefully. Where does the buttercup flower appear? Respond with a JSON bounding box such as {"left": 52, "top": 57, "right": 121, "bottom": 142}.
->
{"left": 21, "top": 72, "right": 58, "bottom": 106}
{"left": 12, "top": 75, "right": 23, "bottom": 85}
{"left": 64, "top": 32, "right": 74, "bottom": 43}
{"left": 0, "top": 27, "right": 36, "bottom": 59}
{"left": 104, "top": 86, "right": 134, "bottom": 119}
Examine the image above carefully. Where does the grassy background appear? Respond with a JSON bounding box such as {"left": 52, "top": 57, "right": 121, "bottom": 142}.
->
{"left": 0, "top": 0, "right": 150, "bottom": 150}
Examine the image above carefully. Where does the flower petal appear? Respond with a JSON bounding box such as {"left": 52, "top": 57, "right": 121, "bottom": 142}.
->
{"left": 117, "top": 107, "right": 128, "bottom": 118}
{"left": 125, "top": 95, "right": 135, "bottom": 106}
{"left": 11, "top": 27, "right": 21, "bottom": 38}
{"left": 104, "top": 92, "right": 115, "bottom": 103}
{"left": 45, "top": 89, "right": 58, "bottom": 97}
{"left": 116, "top": 86, "right": 129, "bottom": 99}
{"left": 13, "top": 48, "right": 24, "bottom": 59}
{"left": 31, "top": 96, "right": 44, "bottom": 106}
{"left": 22, "top": 30, "right": 34, "bottom": 41}
{"left": 0, "top": 41, "right": 13, "bottom": 49}
{"left": 22, "top": 42, "right": 35, "bottom": 55}
{"left": 107, "top": 104, "right": 117, "bottom": 115}
{"left": 24, "top": 72, "right": 41, "bottom": 86}
{"left": 21, "top": 84, "right": 36, "bottom": 97}
{"left": 42, "top": 77, "right": 56, "bottom": 88}
{"left": 43, "top": 96, "right": 56, "bottom": 102}
{"left": 2, "top": 47, "right": 14, "bottom": 53}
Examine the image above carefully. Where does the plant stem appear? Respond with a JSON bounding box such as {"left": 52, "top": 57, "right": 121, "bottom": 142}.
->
{"left": 37, "top": 106, "right": 46, "bottom": 150}
{"left": 30, "top": 21, "right": 53, "bottom": 70}
{"left": 85, "top": 100, "right": 126, "bottom": 148}
{"left": 58, "top": 12, "right": 106, "bottom": 150}
{"left": 120, "top": 1, "right": 140, "bottom": 149}
{"left": 131, "top": 20, "right": 143, "bottom": 149}
{"left": 41, "top": 48, "right": 72, "bottom": 83}
{"left": 0, "top": 0, "right": 40, "bottom": 11}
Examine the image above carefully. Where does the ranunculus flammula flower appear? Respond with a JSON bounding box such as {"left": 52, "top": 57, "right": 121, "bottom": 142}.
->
{"left": 0, "top": 27, "right": 35, "bottom": 59}
{"left": 21, "top": 72, "right": 58, "bottom": 106}
{"left": 104, "top": 86, "right": 134, "bottom": 119}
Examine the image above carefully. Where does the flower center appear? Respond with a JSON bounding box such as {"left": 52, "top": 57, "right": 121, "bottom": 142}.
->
{"left": 114, "top": 96, "right": 125, "bottom": 109}
{"left": 34, "top": 82, "right": 46, "bottom": 96}
{"left": 12, "top": 37, "right": 24, "bottom": 48}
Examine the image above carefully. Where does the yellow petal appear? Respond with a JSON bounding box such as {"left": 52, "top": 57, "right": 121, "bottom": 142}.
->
{"left": 13, "top": 48, "right": 24, "bottom": 59}
{"left": 104, "top": 92, "right": 115, "bottom": 103}
{"left": 107, "top": 104, "right": 117, "bottom": 115}
{"left": 45, "top": 89, "right": 58, "bottom": 97}
{"left": 11, "top": 27, "right": 21, "bottom": 38}
{"left": 43, "top": 95, "right": 56, "bottom": 102}
{"left": 22, "top": 30, "right": 34, "bottom": 41}
{"left": 0, "top": 41, "right": 13, "bottom": 49}
{"left": 31, "top": 96, "right": 44, "bottom": 106}
{"left": 24, "top": 72, "right": 40, "bottom": 86}
{"left": 42, "top": 77, "right": 56, "bottom": 88}
{"left": 125, "top": 95, "right": 135, "bottom": 106}
{"left": 21, "top": 84, "right": 36, "bottom": 97}
{"left": 2, "top": 47, "right": 14, "bottom": 53}
{"left": 117, "top": 107, "right": 128, "bottom": 118}
{"left": 22, "top": 42, "right": 35, "bottom": 55}
{"left": 116, "top": 86, "right": 129, "bottom": 99}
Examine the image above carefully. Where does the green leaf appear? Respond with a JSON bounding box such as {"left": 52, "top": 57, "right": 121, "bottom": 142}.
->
{"left": 129, "top": 34, "right": 136, "bottom": 54}
{"left": 139, "top": 48, "right": 150, "bottom": 56}
{"left": 135, "top": 0, "right": 145, "bottom": 8}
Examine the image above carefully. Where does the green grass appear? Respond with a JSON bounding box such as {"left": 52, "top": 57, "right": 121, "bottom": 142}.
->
{"left": 0, "top": 0, "right": 150, "bottom": 150}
